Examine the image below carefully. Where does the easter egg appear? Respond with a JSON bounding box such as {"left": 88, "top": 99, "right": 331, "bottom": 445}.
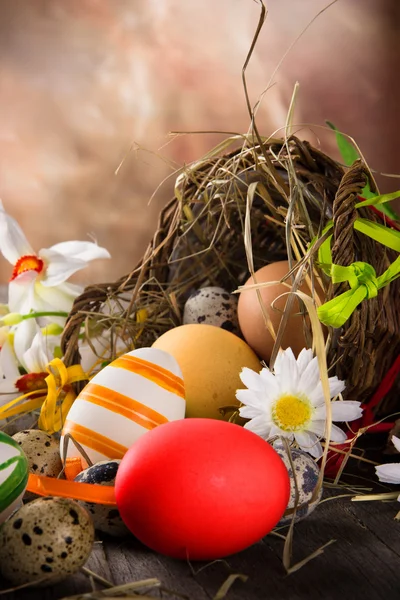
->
{"left": 274, "top": 442, "right": 322, "bottom": 525}
{"left": 0, "top": 497, "right": 94, "bottom": 586}
{"left": 0, "top": 431, "right": 29, "bottom": 524}
{"left": 75, "top": 460, "right": 129, "bottom": 537}
{"left": 12, "top": 430, "right": 63, "bottom": 477}
{"left": 183, "top": 287, "right": 239, "bottom": 333}
{"left": 238, "top": 261, "right": 326, "bottom": 362}
{"left": 115, "top": 419, "right": 290, "bottom": 560}
{"left": 152, "top": 324, "right": 260, "bottom": 420}
{"left": 61, "top": 348, "right": 185, "bottom": 465}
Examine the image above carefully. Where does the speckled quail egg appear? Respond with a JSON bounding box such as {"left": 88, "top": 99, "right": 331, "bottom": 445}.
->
{"left": 12, "top": 430, "right": 63, "bottom": 478}
{"left": 0, "top": 497, "right": 94, "bottom": 586}
{"left": 273, "top": 442, "right": 322, "bottom": 525}
{"left": 183, "top": 287, "right": 239, "bottom": 333}
{"left": 74, "top": 460, "right": 129, "bottom": 537}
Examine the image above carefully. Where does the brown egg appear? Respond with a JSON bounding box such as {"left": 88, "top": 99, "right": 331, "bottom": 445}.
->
{"left": 237, "top": 261, "right": 325, "bottom": 362}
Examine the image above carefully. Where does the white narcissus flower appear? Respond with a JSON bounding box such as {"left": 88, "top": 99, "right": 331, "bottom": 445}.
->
{"left": 375, "top": 436, "right": 400, "bottom": 499}
{"left": 0, "top": 320, "right": 60, "bottom": 408}
{"left": 0, "top": 200, "right": 111, "bottom": 315}
{"left": 236, "top": 347, "right": 363, "bottom": 459}
{"left": 0, "top": 338, "right": 21, "bottom": 407}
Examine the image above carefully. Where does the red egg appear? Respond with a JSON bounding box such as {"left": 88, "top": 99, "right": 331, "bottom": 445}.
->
{"left": 115, "top": 418, "right": 290, "bottom": 560}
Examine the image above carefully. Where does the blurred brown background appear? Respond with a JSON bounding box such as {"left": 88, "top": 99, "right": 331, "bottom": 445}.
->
{"left": 0, "top": 0, "right": 399, "bottom": 287}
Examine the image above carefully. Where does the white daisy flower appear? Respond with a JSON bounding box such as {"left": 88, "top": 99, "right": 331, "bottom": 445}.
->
{"left": 0, "top": 200, "right": 110, "bottom": 315}
{"left": 375, "top": 436, "right": 400, "bottom": 497}
{"left": 236, "top": 347, "right": 363, "bottom": 459}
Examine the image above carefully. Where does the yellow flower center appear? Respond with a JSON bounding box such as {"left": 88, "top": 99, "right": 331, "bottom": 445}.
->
{"left": 272, "top": 394, "right": 312, "bottom": 432}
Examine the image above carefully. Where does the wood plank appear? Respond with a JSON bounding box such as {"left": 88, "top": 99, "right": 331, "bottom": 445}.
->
{"left": 190, "top": 492, "right": 400, "bottom": 600}
{"left": 3, "top": 491, "right": 399, "bottom": 600}
{"left": 103, "top": 537, "right": 212, "bottom": 600}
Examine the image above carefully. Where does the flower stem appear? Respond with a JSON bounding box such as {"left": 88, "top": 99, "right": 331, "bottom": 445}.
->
{"left": 22, "top": 311, "right": 69, "bottom": 320}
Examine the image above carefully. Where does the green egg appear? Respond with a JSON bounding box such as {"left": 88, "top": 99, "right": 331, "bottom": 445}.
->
{"left": 0, "top": 431, "right": 29, "bottom": 524}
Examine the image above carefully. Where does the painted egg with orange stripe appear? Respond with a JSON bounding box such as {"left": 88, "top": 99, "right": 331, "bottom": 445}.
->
{"left": 60, "top": 348, "right": 185, "bottom": 465}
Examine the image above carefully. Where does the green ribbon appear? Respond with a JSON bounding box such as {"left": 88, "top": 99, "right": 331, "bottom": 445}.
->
{"left": 317, "top": 257, "right": 400, "bottom": 328}
{"left": 311, "top": 199, "right": 400, "bottom": 328}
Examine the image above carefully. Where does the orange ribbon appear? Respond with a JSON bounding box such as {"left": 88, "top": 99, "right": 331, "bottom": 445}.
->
{"left": 27, "top": 474, "right": 117, "bottom": 505}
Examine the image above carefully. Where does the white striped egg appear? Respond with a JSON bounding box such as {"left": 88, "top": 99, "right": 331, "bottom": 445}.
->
{"left": 61, "top": 347, "right": 185, "bottom": 465}
{"left": 0, "top": 432, "right": 29, "bottom": 524}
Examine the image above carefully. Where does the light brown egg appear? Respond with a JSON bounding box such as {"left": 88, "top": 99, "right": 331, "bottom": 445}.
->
{"left": 237, "top": 261, "right": 325, "bottom": 362}
{"left": 152, "top": 324, "right": 261, "bottom": 420}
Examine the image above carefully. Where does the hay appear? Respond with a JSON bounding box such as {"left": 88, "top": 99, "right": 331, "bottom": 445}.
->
{"left": 61, "top": 135, "right": 400, "bottom": 418}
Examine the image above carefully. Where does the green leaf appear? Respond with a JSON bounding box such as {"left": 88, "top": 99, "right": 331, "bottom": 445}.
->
{"left": 354, "top": 218, "right": 400, "bottom": 252}
{"left": 327, "top": 121, "right": 400, "bottom": 221}
{"left": 355, "top": 190, "right": 400, "bottom": 208}
{"left": 326, "top": 121, "right": 360, "bottom": 166}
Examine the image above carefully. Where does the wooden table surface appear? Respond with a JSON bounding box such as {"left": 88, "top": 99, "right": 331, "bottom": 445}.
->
{"left": 1, "top": 467, "right": 400, "bottom": 600}
{"left": 1, "top": 287, "right": 400, "bottom": 599}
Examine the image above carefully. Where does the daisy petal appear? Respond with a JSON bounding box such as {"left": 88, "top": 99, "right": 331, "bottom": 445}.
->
{"left": 392, "top": 436, "right": 400, "bottom": 453}
{"left": 244, "top": 415, "right": 271, "bottom": 440}
{"left": 327, "top": 376, "right": 346, "bottom": 398}
{"left": 296, "top": 348, "right": 314, "bottom": 372}
{"left": 258, "top": 367, "right": 280, "bottom": 397}
{"left": 274, "top": 348, "right": 299, "bottom": 393}
{"left": 0, "top": 201, "right": 35, "bottom": 264}
{"left": 309, "top": 376, "right": 345, "bottom": 407}
{"left": 235, "top": 389, "right": 264, "bottom": 409}
{"left": 298, "top": 356, "right": 320, "bottom": 397}
{"left": 239, "top": 367, "right": 264, "bottom": 392}
{"left": 40, "top": 249, "right": 87, "bottom": 286}
{"left": 307, "top": 419, "right": 327, "bottom": 437}
{"left": 329, "top": 424, "right": 348, "bottom": 443}
{"left": 312, "top": 405, "right": 327, "bottom": 420}
{"left": 46, "top": 241, "right": 111, "bottom": 263}
{"left": 375, "top": 463, "right": 400, "bottom": 485}
{"left": 294, "top": 430, "right": 323, "bottom": 459}
{"left": 330, "top": 401, "right": 363, "bottom": 422}
{"left": 239, "top": 405, "right": 264, "bottom": 419}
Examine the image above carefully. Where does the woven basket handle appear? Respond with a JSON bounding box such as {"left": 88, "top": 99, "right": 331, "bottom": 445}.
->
{"left": 330, "top": 159, "right": 373, "bottom": 269}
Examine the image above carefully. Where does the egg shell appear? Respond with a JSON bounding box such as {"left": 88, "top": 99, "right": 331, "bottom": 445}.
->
{"left": 12, "top": 429, "right": 63, "bottom": 477}
{"left": 61, "top": 347, "right": 185, "bottom": 465}
{"left": 183, "top": 286, "right": 239, "bottom": 333}
{"left": 237, "top": 261, "right": 326, "bottom": 362}
{"left": 152, "top": 324, "right": 261, "bottom": 420}
{"left": 74, "top": 460, "right": 129, "bottom": 537}
{"left": 0, "top": 497, "right": 94, "bottom": 586}
{"left": 115, "top": 418, "right": 290, "bottom": 560}
{"left": 273, "top": 443, "right": 322, "bottom": 525}
{"left": 0, "top": 432, "right": 29, "bottom": 524}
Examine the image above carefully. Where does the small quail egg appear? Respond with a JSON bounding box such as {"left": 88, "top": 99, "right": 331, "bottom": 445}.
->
{"left": 183, "top": 287, "right": 239, "bottom": 333}
{"left": 0, "top": 497, "right": 94, "bottom": 586}
{"left": 274, "top": 442, "right": 322, "bottom": 525}
{"left": 74, "top": 460, "right": 129, "bottom": 537}
{"left": 12, "top": 430, "right": 63, "bottom": 478}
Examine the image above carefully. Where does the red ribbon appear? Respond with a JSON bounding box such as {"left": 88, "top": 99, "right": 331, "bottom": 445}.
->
{"left": 323, "top": 354, "right": 400, "bottom": 477}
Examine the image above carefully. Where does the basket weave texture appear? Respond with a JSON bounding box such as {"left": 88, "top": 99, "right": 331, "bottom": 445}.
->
{"left": 61, "top": 136, "right": 400, "bottom": 417}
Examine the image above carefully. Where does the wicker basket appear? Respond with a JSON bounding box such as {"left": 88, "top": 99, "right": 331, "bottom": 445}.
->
{"left": 61, "top": 136, "right": 400, "bottom": 419}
